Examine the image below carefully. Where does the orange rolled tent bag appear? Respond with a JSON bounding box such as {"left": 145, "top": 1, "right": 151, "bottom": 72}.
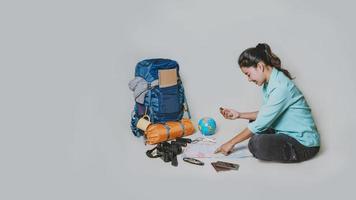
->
{"left": 145, "top": 118, "right": 195, "bottom": 145}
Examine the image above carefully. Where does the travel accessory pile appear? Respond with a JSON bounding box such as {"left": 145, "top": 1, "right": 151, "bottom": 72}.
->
{"left": 146, "top": 138, "right": 192, "bottom": 166}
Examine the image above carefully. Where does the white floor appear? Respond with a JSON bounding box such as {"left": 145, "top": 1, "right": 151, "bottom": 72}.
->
{"left": 1, "top": 1, "right": 356, "bottom": 200}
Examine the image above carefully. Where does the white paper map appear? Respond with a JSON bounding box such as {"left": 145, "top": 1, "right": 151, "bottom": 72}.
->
{"left": 182, "top": 143, "right": 253, "bottom": 158}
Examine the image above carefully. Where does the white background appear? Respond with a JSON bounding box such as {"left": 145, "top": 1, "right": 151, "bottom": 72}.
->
{"left": 1, "top": 0, "right": 356, "bottom": 199}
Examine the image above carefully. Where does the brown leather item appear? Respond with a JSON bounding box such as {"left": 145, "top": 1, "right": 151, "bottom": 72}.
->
{"left": 158, "top": 68, "right": 177, "bottom": 88}
{"left": 144, "top": 119, "right": 195, "bottom": 145}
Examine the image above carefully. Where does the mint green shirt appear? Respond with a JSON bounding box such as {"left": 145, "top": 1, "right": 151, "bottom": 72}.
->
{"left": 248, "top": 68, "right": 320, "bottom": 147}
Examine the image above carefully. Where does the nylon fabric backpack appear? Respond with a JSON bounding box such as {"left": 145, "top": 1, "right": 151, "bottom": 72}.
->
{"left": 128, "top": 59, "right": 191, "bottom": 137}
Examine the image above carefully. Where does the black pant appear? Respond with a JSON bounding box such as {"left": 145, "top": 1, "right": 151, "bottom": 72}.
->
{"left": 248, "top": 129, "right": 319, "bottom": 163}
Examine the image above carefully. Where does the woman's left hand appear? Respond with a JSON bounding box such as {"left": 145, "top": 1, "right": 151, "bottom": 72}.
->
{"left": 214, "top": 141, "right": 235, "bottom": 156}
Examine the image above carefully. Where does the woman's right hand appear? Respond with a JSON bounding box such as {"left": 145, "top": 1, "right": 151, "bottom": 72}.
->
{"left": 220, "top": 107, "right": 240, "bottom": 120}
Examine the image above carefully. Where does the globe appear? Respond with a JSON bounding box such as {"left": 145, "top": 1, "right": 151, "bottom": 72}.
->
{"left": 198, "top": 117, "right": 217, "bottom": 136}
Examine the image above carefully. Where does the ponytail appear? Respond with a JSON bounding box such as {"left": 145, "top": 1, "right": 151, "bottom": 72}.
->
{"left": 239, "top": 43, "right": 293, "bottom": 79}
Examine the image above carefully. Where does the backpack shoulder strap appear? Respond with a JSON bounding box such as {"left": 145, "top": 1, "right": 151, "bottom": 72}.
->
{"left": 180, "top": 82, "right": 191, "bottom": 119}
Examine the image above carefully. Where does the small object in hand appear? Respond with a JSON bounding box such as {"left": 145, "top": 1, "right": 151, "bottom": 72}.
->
{"left": 183, "top": 157, "right": 204, "bottom": 166}
{"left": 220, "top": 107, "right": 233, "bottom": 118}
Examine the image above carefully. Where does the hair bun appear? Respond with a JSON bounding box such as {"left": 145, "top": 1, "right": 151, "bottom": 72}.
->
{"left": 256, "top": 43, "right": 265, "bottom": 50}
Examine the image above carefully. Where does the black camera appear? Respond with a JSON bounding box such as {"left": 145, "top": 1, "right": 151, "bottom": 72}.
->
{"left": 146, "top": 138, "right": 191, "bottom": 166}
{"left": 156, "top": 141, "right": 182, "bottom": 166}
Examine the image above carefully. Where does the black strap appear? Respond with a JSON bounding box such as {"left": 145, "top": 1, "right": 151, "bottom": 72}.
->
{"left": 146, "top": 146, "right": 161, "bottom": 158}
{"left": 171, "top": 154, "right": 178, "bottom": 166}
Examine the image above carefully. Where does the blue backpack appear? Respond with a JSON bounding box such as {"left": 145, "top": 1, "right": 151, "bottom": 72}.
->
{"left": 129, "top": 59, "right": 191, "bottom": 137}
